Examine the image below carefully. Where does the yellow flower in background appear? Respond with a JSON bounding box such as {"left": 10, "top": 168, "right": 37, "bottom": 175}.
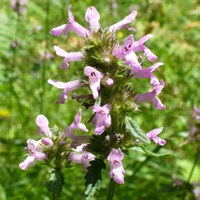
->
{"left": 0, "top": 109, "right": 11, "bottom": 119}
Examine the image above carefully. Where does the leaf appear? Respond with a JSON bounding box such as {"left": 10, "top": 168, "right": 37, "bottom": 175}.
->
{"left": 46, "top": 169, "right": 65, "bottom": 199}
{"left": 83, "top": 158, "right": 106, "bottom": 199}
{"left": 0, "top": 184, "right": 6, "bottom": 200}
{"left": 130, "top": 145, "right": 173, "bottom": 157}
{"left": 125, "top": 116, "right": 150, "bottom": 143}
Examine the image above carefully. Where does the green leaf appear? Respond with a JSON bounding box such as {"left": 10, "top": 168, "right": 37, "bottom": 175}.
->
{"left": 0, "top": 184, "right": 6, "bottom": 200}
{"left": 125, "top": 116, "right": 150, "bottom": 143}
{"left": 83, "top": 158, "right": 106, "bottom": 200}
{"left": 130, "top": 145, "right": 174, "bottom": 157}
{"left": 46, "top": 169, "right": 65, "bottom": 199}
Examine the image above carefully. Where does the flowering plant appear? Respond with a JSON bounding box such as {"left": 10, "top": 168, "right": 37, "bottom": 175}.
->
{"left": 19, "top": 5, "right": 169, "bottom": 199}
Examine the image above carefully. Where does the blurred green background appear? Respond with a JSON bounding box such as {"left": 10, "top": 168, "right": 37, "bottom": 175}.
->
{"left": 0, "top": 0, "right": 199, "bottom": 199}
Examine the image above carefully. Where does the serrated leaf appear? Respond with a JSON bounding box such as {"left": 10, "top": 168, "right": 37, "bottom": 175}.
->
{"left": 83, "top": 158, "right": 106, "bottom": 199}
{"left": 130, "top": 145, "right": 173, "bottom": 157}
{"left": 125, "top": 116, "right": 150, "bottom": 143}
{"left": 46, "top": 169, "right": 65, "bottom": 199}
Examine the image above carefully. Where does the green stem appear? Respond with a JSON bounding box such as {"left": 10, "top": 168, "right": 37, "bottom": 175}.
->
{"left": 106, "top": 178, "right": 117, "bottom": 200}
{"left": 182, "top": 147, "right": 199, "bottom": 200}
{"left": 52, "top": 193, "right": 56, "bottom": 200}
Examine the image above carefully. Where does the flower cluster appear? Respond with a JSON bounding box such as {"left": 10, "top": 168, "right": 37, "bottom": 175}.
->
{"left": 19, "top": 110, "right": 93, "bottom": 171}
{"left": 20, "top": 5, "right": 167, "bottom": 193}
{"left": 48, "top": 5, "right": 166, "bottom": 184}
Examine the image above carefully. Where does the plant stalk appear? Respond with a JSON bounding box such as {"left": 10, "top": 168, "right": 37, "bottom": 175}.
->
{"left": 106, "top": 178, "right": 117, "bottom": 200}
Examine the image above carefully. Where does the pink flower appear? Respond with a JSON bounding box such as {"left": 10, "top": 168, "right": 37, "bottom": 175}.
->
{"left": 135, "top": 80, "right": 165, "bottom": 110}
{"left": 146, "top": 127, "right": 166, "bottom": 146}
{"left": 36, "top": 114, "right": 52, "bottom": 137}
{"left": 113, "top": 34, "right": 157, "bottom": 65}
{"left": 50, "top": 24, "right": 66, "bottom": 37}
{"left": 124, "top": 51, "right": 142, "bottom": 72}
{"left": 112, "top": 35, "right": 142, "bottom": 71}
{"left": 64, "top": 109, "right": 88, "bottom": 138}
{"left": 85, "top": 6, "right": 100, "bottom": 31}
{"left": 107, "top": 148, "right": 125, "bottom": 184}
{"left": 19, "top": 139, "right": 46, "bottom": 170}
{"left": 92, "top": 104, "right": 111, "bottom": 135}
{"left": 65, "top": 5, "right": 90, "bottom": 37}
{"left": 132, "top": 34, "right": 157, "bottom": 61}
{"left": 53, "top": 45, "right": 84, "bottom": 69}
{"left": 131, "top": 62, "right": 163, "bottom": 78}
{"left": 84, "top": 66, "right": 103, "bottom": 100}
{"left": 48, "top": 79, "right": 82, "bottom": 104}
{"left": 109, "top": 10, "right": 137, "bottom": 32}
{"left": 50, "top": 5, "right": 90, "bottom": 37}
{"left": 68, "top": 144, "right": 95, "bottom": 171}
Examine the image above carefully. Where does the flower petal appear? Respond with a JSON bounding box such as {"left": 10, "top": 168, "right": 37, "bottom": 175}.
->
{"left": 85, "top": 6, "right": 100, "bottom": 31}
{"left": 50, "top": 24, "right": 66, "bottom": 36}
{"left": 19, "top": 156, "right": 35, "bottom": 170}
{"left": 109, "top": 10, "right": 137, "bottom": 32}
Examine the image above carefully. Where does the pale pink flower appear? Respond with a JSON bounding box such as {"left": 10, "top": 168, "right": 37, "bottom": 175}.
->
{"left": 50, "top": 24, "right": 66, "bottom": 37}
{"left": 36, "top": 115, "right": 52, "bottom": 137}
{"left": 64, "top": 109, "right": 88, "bottom": 138}
{"left": 107, "top": 148, "right": 125, "bottom": 184}
{"left": 133, "top": 34, "right": 157, "bottom": 61}
{"left": 109, "top": 11, "right": 137, "bottom": 32}
{"left": 92, "top": 104, "right": 111, "bottom": 135}
{"left": 50, "top": 5, "right": 90, "bottom": 37}
{"left": 84, "top": 66, "right": 103, "bottom": 100}
{"left": 135, "top": 80, "right": 165, "bottom": 110}
{"left": 68, "top": 144, "right": 95, "bottom": 171}
{"left": 53, "top": 45, "right": 84, "bottom": 69}
{"left": 48, "top": 79, "right": 82, "bottom": 104}
{"left": 146, "top": 127, "right": 166, "bottom": 146}
{"left": 131, "top": 62, "right": 163, "bottom": 78}
{"left": 19, "top": 139, "right": 46, "bottom": 170}
{"left": 85, "top": 6, "right": 100, "bottom": 31}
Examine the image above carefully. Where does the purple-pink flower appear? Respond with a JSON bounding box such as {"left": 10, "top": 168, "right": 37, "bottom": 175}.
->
{"left": 113, "top": 33, "right": 158, "bottom": 73}
{"left": 109, "top": 10, "right": 137, "bottom": 32}
{"left": 19, "top": 139, "right": 46, "bottom": 170}
{"left": 92, "top": 104, "right": 111, "bottom": 135}
{"left": 36, "top": 114, "right": 52, "bottom": 137}
{"left": 131, "top": 62, "right": 163, "bottom": 78}
{"left": 54, "top": 45, "right": 84, "bottom": 69}
{"left": 132, "top": 34, "right": 157, "bottom": 62}
{"left": 84, "top": 66, "right": 103, "bottom": 100}
{"left": 146, "top": 127, "right": 166, "bottom": 146}
{"left": 68, "top": 144, "right": 95, "bottom": 171}
{"left": 135, "top": 80, "right": 165, "bottom": 110}
{"left": 48, "top": 79, "right": 82, "bottom": 104}
{"left": 85, "top": 6, "right": 101, "bottom": 31}
{"left": 65, "top": 109, "right": 88, "bottom": 138}
{"left": 50, "top": 5, "right": 90, "bottom": 37}
{"left": 50, "top": 24, "right": 66, "bottom": 37}
{"left": 107, "top": 148, "right": 125, "bottom": 184}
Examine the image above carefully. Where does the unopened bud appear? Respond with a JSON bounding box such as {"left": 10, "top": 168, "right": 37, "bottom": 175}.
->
{"left": 106, "top": 78, "right": 114, "bottom": 86}
{"left": 104, "top": 57, "right": 110, "bottom": 62}
{"left": 41, "top": 138, "right": 54, "bottom": 147}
